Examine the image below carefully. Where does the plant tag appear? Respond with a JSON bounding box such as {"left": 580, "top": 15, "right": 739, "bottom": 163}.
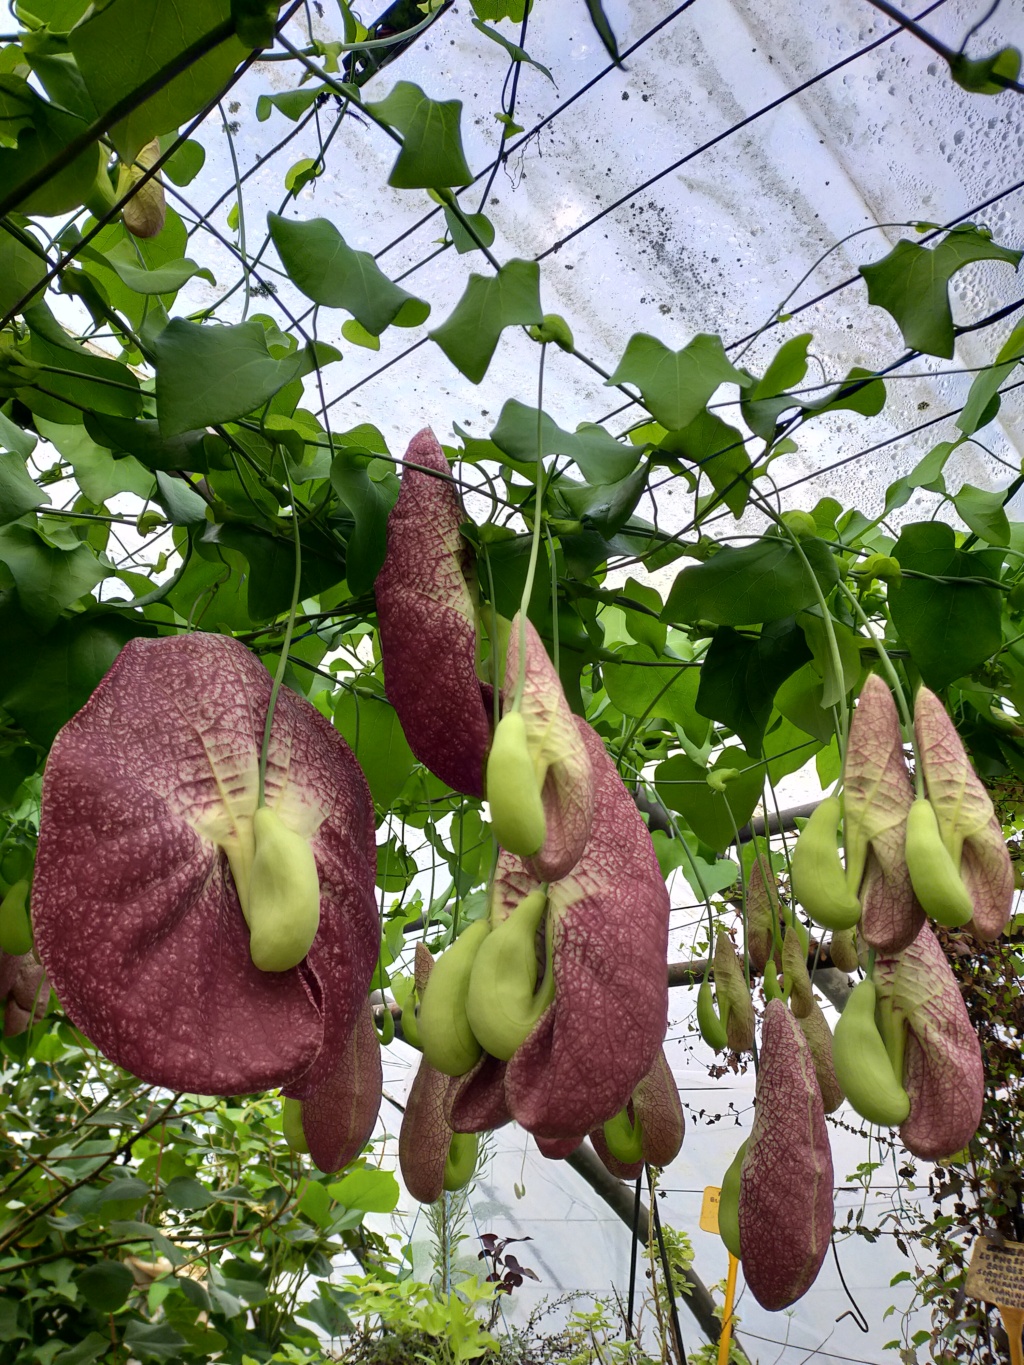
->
{"left": 699, "top": 1185, "right": 721, "bottom": 1235}
{"left": 966, "top": 1238, "right": 1024, "bottom": 1309}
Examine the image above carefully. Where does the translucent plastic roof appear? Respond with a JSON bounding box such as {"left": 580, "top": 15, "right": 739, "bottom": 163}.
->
{"left": 64, "top": 0, "right": 1024, "bottom": 1358}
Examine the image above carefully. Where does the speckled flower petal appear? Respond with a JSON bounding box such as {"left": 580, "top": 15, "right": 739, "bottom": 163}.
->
{"left": 715, "top": 932, "right": 755, "bottom": 1051}
{"left": 33, "top": 634, "right": 378, "bottom": 1096}
{"left": 400, "top": 1055, "right": 456, "bottom": 1202}
{"left": 503, "top": 720, "right": 670, "bottom": 1140}
{"left": 375, "top": 429, "right": 492, "bottom": 797}
{"left": 796, "top": 1000, "right": 844, "bottom": 1114}
{"left": 874, "top": 921, "right": 983, "bottom": 1161}
{"left": 500, "top": 616, "right": 594, "bottom": 882}
{"left": 298, "top": 1000, "right": 382, "bottom": 1174}
{"left": 844, "top": 674, "right": 923, "bottom": 953}
{"left": 0, "top": 951, "right": 49, "bottom": 1037}
{"left": 744, "top": 846, "right": 778, "bottom": 973}
{"left": 590, "top": 1047, "right": 685, "bottom": 1179}
{"left": 739, "top": 999, "right": 834, "bottom": 1312}
{"left": 535, "top": 1134, "right": 584, "bottom": 1160}
{"left": 446, "top": 1052, "right": 512, "bottom": 1133}
{"left": 915, "top": 687, "right": 1013, "bottom": 941}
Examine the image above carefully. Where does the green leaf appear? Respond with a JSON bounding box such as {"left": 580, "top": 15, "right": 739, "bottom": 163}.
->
{"left": 268, "top": 214, "right": 429, "bottom": 335}
{"left": 430, "top": 259, "right": 542, "bottom": 383}
{"left": 84, "top": 414, "right": 210, "bottom": 473}
{"left": 958, "top": 319, "right": 1024, "bottom": 436}
{"left": 330, "top": 454, "right": 399, "bottom": 594}
{"left": 52, "top": 1334, "right": 110, "bottom": 1365}
{"left": 210, "top": 521, "right": 341, "bottom": 621}
{"left": 163, "top": 1176, "right": 214, "bottom": 1209}
{"left": 663, "top": 536, "right": 838, "bottom": 626}
{"left": 160, "top": 136, "right": 205, "bottom": 186}
{"left": 256, "top": 87, "right": 322, "bottom": 122}
{"left": 0, "top": 525, "right": 109, "bottom": 627}
{"left": 491, "top": 399, "right": 638, "bottom": 483}
{"left": 341, "top": 319, "right": 380, "bottom": 350}
{"left": 376, "top": 835, "right": 417, "bottom": 892}
{"left": 326, "top": 1166, "right": 400, "bottom": 1213}
{"left": 365, "top": 81, "right": 472, "bottom": 189}
{"left": 0, "top": 78, "right": 106, "bottom": 215}
{"left": 232, "top": 0, "right": 281, "bottom": 48}
{"left": 443, "top": 206, "right": 496, "bottom": 255}
{"left": 0, "top": 409, "right": 37, "bottom": 460}
{"left": 607, "top": 332, "right": 743, "bottom": 431}
{"left": 0, "top": 451, "right": 49, "bottom": 525}
{"left": 0, "top": 600, "right": 152, "bottom": 742}
{"left": 949, "top": 45, "right": 1021, "bottom": 96}
{"left": 889, "top": 520, "right": 1002, "bottom": 688}
{"left": 620, "top": 578, "right": 666, "bottom": 652}
{"left": 470, "top": 0, "right": 528, "bottom": 18}
{"left": 471, "top": 19, "right": 553, "bottom": 82}
{"left": 658, "top": 409, "right": 751, "bottom": 517}
{"left": 602, "top": 645, "right": 706, "bottom": 742}
{"left": 333, "top": 691, "right": 415, "bottom": 808}
{"left": 22, "top": 329, "right": 143, "bottom": 422}
{"left": 74, "top": 1260, "right": 134, "bottom": 1313}
{"left": 155, "top": 470, "right": 208, "bottom": 525}
{"left": 122, "top": 1322, "right": 189, "bottom": 1363}
{"left": 654, "top": 747, "right": 763, "bottom": 854}
{"left": 558, "top": 463, "right": 648, "bottom": 537}
{"left": 800, "top": 367, "right": 886, "bottom": 419}
{"left": 952, "top": 483, "right": 1010, "bottom": 547}
{"left": 583, "top": 0, "right": 622, "bottom": 65}
{"left": 154, "top": 319, "right": 335, "bottom": 437}
{"left": 69, "top": 0, "right": 248, "bottom": 162}
{"left": 739, "top": 334, "right": 810, "bottom": 440}
{"left": 695, "top": 620, "right": 811, "bottom": 755}
{"left": 859, "top": 225, "right": 1022, "bottom": 358}
{"left": 35, "top": 416, "right": 156, "bottom": 502}
{"left": 90, "top": 244, "right": 214, "bottom": 296}
{"left": 0, "top": 224, "right": 47, "bottom": 317}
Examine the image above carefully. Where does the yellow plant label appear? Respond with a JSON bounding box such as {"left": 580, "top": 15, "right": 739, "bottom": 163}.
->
{"left": 966, "top": 1238, "right": 1024, "bottom": 1310}
{"left": 699, "top": 1185, "right": 721, "bottom": 1235}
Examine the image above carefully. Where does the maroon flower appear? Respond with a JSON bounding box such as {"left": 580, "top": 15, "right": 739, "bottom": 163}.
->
{"left": 844, "top": 674, "right": 923, "bottom": 953}
{"left": 33, "top": 634, "right": 378, "bottom": 1097}
{"left": 0, "top": 951, "right": 49, "bottom": 1036}
{"left": 739, "top": 999, "right": 834, "bottom": 1311}
{"left": 375, "top": 429, "right": 492, "bottom": 797}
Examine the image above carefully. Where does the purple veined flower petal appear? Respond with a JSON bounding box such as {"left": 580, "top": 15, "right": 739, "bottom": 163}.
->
{"left": 874, "top": 920, "right": 983, "bottom": 1161}
{"left": 588, "top": 1048, "right": 684, "bottom": 1180}
{"left": 0, "top": 950, "right": 49, "bottom": 1037}
{"left": 503, "top": 720, "right": 670, "bottom": 1140}
{"left": 535, "top": 1133, "right": 584, "bottom": 1161}
{"left": 914, "top": 686, "right": 1013, "bottom": 942}
{"left": 399, "top": 1053, "right": 456, "bottom": 1203}
{"left": 844, "top": 674, "right": 924, "bottom": 953}
{"left": 738, "top": 999, "right": 834, "bottom": 1312}
{"left": 375, "top": 429, "right": 492, "bottom": 798}
{"left": 500, "top": 615, "right": 594, "bottom": 882}
{"left": 447, "top": 1052, "right": 512, "bottom": 1133}
{"left": 296, "top": 999, "right": 382, "bottom": 1174}
{"left": 33, "top": 633, "right": 378, "bottom": 1096}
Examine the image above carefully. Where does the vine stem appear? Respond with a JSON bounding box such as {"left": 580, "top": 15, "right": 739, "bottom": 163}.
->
{"left": 258, "top": 459, "right": 303, "bottom": 807}
{"left": 511, "top": 341, "right": 547, "bottom": 711}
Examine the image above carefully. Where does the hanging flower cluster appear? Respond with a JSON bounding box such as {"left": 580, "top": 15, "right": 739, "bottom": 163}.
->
{"left": 719, "top": 672, "right": 1013, "bottom": 1312}
{"left": 33, "top": 633, "right": 381, "bottom": 1172}
{"left": 377, "top": 431, "right": 679, "bottom": 1191}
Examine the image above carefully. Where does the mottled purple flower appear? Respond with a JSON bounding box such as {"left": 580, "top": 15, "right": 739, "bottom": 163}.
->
{"left": 375, "top": 429, "right": 492, "bottom": 797}
{"left": 33, "top": 634, "right": 378, "bottom": 1097}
